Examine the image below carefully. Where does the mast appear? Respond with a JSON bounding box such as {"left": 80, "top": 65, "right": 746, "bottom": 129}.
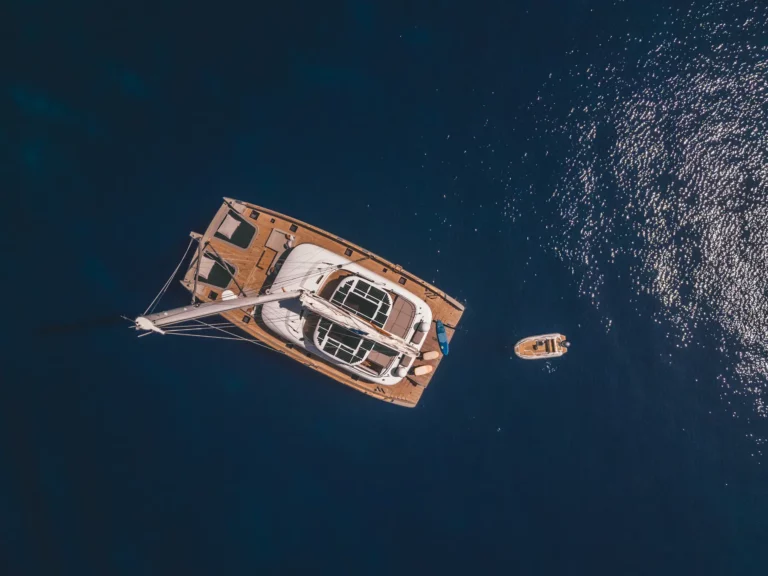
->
{"left": 135, "top": 290, "right": 301, "bottom": 333}
{"left": 136, "top": 288, "right": 421, "bottom": 358}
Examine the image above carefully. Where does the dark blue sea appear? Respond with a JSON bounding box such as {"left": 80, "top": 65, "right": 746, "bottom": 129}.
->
{"left": 6, "top": 0, "right": 768, "bottom": 574}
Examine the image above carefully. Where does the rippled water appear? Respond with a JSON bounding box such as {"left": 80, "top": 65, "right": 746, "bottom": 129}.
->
{"left": 493, "top": 0, "right": 768, "bottom": 451}
{"left": 543, "top": 0, "right": 768, "bottom": 445}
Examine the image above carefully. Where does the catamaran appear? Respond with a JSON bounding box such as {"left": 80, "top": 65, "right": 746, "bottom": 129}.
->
{"left": 134, "top": 198, "right": 465, "bottom": 407}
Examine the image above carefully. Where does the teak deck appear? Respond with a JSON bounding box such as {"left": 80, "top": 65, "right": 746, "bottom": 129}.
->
{"left": 179, "top": 199, "right": 465, "bottom": 408}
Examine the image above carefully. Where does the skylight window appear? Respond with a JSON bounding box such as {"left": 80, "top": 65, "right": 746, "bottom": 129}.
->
{"left": 314, "top": 318, "right": 375, "bottom": 365}
{"left": 195, "top": 252, "right": 236, "bottom": 288}
{"left": 330, "top": 278, "right": 392, "bottom": 328}
{"left": 214, "top": 210, "right": 257, "bottom": 249}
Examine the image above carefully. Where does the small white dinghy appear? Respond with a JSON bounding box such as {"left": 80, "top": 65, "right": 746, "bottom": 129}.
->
{"left": 514, "top": 333, "right": 570, "bottom": 360}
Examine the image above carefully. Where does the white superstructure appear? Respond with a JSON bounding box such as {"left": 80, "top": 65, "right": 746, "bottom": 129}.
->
{"left": 259, "top": 244, "right": 432, "bottom": 385}
{"left": 136, "top": 243, "right": 432, "bottom": 386}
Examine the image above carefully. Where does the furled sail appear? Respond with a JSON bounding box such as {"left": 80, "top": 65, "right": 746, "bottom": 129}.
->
{"left": 136, "top": 290, "right": 301, "bottom": 332}
{"left": 136, "top": 288, "right": 422, "bottom": 358}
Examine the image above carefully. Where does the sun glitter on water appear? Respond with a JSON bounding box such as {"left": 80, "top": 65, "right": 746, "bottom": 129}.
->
{"left": 530, "top": 0, "right": 768, "bottom": 451}
{"left": 428, "top": 0, "right": 768, "bottom": 457}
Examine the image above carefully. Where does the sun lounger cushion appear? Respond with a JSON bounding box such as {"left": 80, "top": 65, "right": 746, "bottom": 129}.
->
{"left": 217, "top": 214, "right": 241, "bottom": 239}
{"left": 198, "top": 255, "right": 216, "bottom": 279}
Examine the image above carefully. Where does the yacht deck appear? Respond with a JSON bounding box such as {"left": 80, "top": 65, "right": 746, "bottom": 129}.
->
{"left": 180, "top": 198, "right": 465, "bottom": 407}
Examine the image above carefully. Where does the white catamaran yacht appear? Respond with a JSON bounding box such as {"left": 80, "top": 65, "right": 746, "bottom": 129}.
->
{"left": 134, "top": 198, "right": 465, "bottom": 407}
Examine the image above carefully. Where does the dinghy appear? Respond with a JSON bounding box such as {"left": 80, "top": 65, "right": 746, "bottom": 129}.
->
{"left": 514, "top": 333, "right": 569, "bottom": 360}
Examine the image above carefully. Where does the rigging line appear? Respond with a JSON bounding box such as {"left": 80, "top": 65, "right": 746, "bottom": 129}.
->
{"left": 163, "top": 325, "right": 233, "bottom": 333}
{"left": 163, "top": 325, "right": 235, "bottom": 333}
{"left": 206, "top": 243, "right": 247, "bottom": 296}
{"left": 186, "top": 252, "right": 369, "bottom": 308}
{"left": 144, "top": 237, "right": 196, "bottom": 315}
{"left": 150, "top": 237, "right": 196, "bottom": 314}
{"left": 262, "top": 256, "right": 371, "bottom": 292}
{"left": 138, "top": 301, "right": 243, "bottom": 326}
{"left": 263, "top": 260, "right": 356, "bottom": 290}
{"left": 176, "top": 254, "right": 367, "bottom": 324}
{"left": 209, "top": 255, "right": 252, "bottom": 265}
{"left": 163, "top": 321, "right": 232, "bottom": 328}
{"left": 192, "top": 238, "right": 204, "bottom": 304}
{"left": 157, "top": 255, "right": 376, "bottom": 329}
{"left": 218, "top": 261, "right": 350, "bottom": 302}
{"left": 191, "top": 318, "right": 285, "bottom": 354}
{"left": 222, "top": 198, "right": 240, "bottom": 213}
{"left": 163, "top": 332, "right": 250, "bottom": 342}
{"left": 190, "top": 318, "right": 259, "bottom": 343}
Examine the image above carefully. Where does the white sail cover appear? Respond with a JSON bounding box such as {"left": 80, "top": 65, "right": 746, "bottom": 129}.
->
{"left": 299, "top": 292, "right": 420, "bottom": 357}
{"left": 137, "top": 290, "right": 302, "bottom": 330}
{"left": 138, "top": 289, "right": 422, "bottom": 358}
